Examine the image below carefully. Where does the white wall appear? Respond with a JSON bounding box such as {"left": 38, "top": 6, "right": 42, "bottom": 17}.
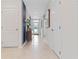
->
{"left": 46, "top": 0, "right": 78, "bottom": 59}
{"left": 60, "top": 0, "right": 78, "bottom": 59}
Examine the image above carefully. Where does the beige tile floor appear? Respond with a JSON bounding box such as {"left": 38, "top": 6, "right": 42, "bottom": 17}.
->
{"left": 1, "top": 35, "right": 58, "bottom": 59}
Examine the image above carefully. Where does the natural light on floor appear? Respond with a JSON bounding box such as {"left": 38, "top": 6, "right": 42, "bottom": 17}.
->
{"left": 32, "top": 35, "right": 39, "bottom": 47}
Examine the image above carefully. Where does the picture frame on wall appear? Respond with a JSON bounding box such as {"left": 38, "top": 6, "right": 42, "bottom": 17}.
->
{"left": 48, "top": 9, "right": 50, "bottom": 28}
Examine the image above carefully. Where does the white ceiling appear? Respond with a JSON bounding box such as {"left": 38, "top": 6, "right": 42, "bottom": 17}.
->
{"left": 25, "top": 0, "right": 50, "bottom": 18}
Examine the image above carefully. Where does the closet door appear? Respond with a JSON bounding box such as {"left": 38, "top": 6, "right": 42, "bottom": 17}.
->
{"left": 48, "top": 0, "right": 62, "bottom": 58}
{"left": 1, "top": 0, "right": 19, "bottom": 47}
{"left": 51, "top": 1, "right": 62, "bottom": 58}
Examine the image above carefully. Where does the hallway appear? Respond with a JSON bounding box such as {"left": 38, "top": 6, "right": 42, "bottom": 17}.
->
{"left": 1, "top": 35, "right": 58, "bottom": 59}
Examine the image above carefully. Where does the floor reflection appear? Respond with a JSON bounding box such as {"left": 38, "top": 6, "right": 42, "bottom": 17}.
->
{"left": 32, "top": 35, "right": 39, "bottom": 47}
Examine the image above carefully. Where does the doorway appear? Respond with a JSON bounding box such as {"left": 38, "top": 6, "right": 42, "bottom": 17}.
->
{"left": 31, "top": 19, "right": 41, "bottom": 35}
{"left": 22, "top": 1, "right": 26, "bottom": 44}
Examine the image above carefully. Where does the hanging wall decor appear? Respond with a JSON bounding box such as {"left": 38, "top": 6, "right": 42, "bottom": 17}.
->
{"left": 48, "top": 9, "right": 50, "bottom": 28}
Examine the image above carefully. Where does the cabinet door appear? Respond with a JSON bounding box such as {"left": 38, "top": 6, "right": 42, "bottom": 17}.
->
{"left": 1, "top": 0, "right": 19, "bottom": 47}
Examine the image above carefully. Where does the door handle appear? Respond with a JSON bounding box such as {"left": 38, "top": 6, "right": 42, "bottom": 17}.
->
{"left": 1, "top": 26, "right": 3, "bottom": 30}
{"left": 51, "top": 28, "right": 54, "bottom": 31}
{"left": 16, "top": 28, "right": 18, "bottom": 31}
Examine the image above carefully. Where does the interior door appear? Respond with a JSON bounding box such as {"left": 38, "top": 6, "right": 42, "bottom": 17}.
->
{"left": 48, "top": 15, "right": 62, "bottom": 59}
{"left": 48, "top": 1, "right": 62, "bottom": 58}
{"left": 1, "top": 0, "right": 19, "bottom": 47}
